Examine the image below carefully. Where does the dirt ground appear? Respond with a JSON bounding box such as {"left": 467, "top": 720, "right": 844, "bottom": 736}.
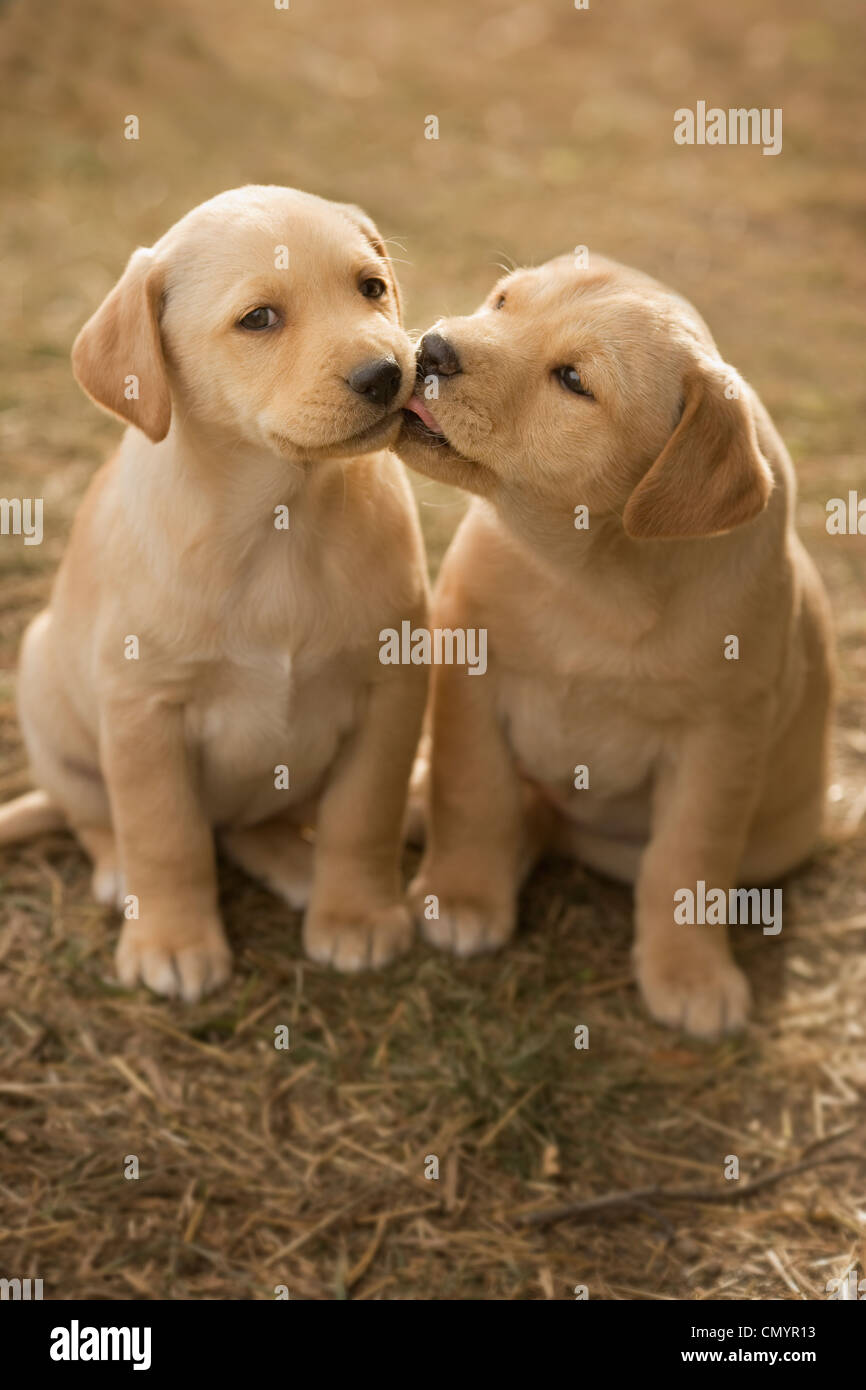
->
{"left": 0, "top": 0, "right": 864, "bottom": 1300}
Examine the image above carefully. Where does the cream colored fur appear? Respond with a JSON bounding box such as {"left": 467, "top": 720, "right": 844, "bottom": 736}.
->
{"left": 1, "top": 186, "right": 429, "bottom": 1000}
{"left": 398, "top": 254, "right": 833, "bottom": 1038}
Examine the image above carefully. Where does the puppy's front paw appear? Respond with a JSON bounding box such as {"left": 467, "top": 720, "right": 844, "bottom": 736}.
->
{"left": 410, "top": 876, "right": 515, "bottom": 956}
{"left": 303, "top": 901, "right": 413, "bottom": 971}
{"left": 635, "top": 941, "right": 751, "bottom": 1038}
{"left": 115, "top": 915, "right": 232, "bottom": 1002}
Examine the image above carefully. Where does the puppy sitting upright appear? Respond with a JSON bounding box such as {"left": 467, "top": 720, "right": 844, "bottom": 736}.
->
{"left": 0, "top": 185, "right": 428, "bottom": 1000}
{"left": 398, "top": 254, "right": 833, "bottom": 1038}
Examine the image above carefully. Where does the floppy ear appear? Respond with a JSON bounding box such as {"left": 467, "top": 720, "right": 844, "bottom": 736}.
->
{"left": 71, "top": 248, "right": 171, "bottom": 442}
{"left": 338, "top": 203, "right": 404, "bottom": 323}
{"left": 622, "top": 362, "right": 773, "bottom": 540}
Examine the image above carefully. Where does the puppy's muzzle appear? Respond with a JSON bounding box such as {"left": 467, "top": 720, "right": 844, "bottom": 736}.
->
{"left": 417, "top": 332, "right": 462, "bottom": 381}
{"left": 347, "top": 356, "right": 403, "bottom": 408}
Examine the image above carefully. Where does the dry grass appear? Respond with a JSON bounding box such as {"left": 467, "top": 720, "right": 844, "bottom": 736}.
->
{"left": 1, "top": 0, "right": 865, "bottom": 1300}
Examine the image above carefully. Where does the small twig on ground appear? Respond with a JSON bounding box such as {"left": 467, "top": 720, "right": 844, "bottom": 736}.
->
{"left": 515, "top": 1151, "right": 864, "bottom": 1229}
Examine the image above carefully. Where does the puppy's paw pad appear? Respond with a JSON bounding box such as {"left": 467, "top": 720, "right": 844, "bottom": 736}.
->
{"left": 411, "top": 881, "right": 515, "bottom": 957}
{"left": 303, "top": 902, "right": 413, "bottom": 972}
{"left": 636, "top": 951, "right": 750, "bottom": 1039}
{"left": 115, "top": 919, "right": 232, "bottom": 1003}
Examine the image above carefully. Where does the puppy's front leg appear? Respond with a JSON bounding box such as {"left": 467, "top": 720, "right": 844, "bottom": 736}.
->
{"left": 412, "top": 658, "right": 526, "bottom": 956}
{"left": 100, "top": 694, "right": 231, "bottom": 1002}
{"left": 303, "top": 662, "right": 426, "bottom": 971}
{"left": 634, "top": 719, "right": 769, "bottom": 1038}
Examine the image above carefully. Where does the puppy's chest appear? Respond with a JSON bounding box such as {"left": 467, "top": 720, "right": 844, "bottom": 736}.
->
{"left": 187, "top": 556, "right": 370, "bottom": 750}
{"left": 187, "top": 646, "right": 359, "bottom": 800}
{"left": 189, "top": 650, "right": 290, "bottom": 745}
{"left": 500, "top": 669, "right": 663, "bottom": 802}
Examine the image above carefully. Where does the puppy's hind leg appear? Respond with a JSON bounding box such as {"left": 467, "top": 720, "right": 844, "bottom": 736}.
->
{"left": 76, "top": 825, "right": 125, "bottom": 908}
{"left": 412, "top": 660, "right": 525, "bottom": 957}
{"left": 220, "top": 813, "right": 314, "bottom": 910}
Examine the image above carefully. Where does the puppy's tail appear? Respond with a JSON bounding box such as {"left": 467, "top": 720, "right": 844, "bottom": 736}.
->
{"left": 0, "top": 789, "right": 66, "bottom": 845}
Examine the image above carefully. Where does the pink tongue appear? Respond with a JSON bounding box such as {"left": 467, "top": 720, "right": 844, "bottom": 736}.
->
{"left": 405, "top": 393, "right": 443, "bottom": 433}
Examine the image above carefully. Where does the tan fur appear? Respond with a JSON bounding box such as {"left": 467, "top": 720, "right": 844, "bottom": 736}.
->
{"left": 398, "top": 254, "right": 833, "bottom": 1038}
{"left": 2, "top": 185, "right": 429, "bottom": 1000}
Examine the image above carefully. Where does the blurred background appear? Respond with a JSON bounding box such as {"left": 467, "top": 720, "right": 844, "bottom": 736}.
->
{"left": 0, "top": 0, "right": 864, "bottom": 1301}
{"left": 2, "top": 0, "right": 865, "bottom": 568}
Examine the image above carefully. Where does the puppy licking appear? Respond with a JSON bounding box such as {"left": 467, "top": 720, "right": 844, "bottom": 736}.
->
{"left": 398, "top": 253, "right": 833, "bottom": 1038}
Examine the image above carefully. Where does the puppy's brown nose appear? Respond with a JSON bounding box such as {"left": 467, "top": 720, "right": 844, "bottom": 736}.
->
{"left": 417, "top": 332, "right": 462, "bottom": 379}
{"left": 347, "top": 356, "right": 402, "bottom": 408}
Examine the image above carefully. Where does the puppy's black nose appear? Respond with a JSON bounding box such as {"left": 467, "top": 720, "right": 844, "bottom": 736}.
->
{"left": 347, "top": 356, "right": 402, "bottom": 407}
{"left": 417, "top": 332, "right": 462, "bottom": 380}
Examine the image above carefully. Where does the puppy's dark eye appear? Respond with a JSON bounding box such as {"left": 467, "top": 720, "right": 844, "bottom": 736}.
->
{"left": 360, "top": 277, "right": 387, "bottom": 299}
{"left": 238, "top": 307, "right": 278, "bottom": 331}
{"left": 555, "top": 365, "right": 594, "bottom": 399}
{"left": 494, "top": 293, "right": 506, "bottom": 309}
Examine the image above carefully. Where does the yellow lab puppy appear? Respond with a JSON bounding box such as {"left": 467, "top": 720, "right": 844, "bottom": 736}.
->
{"left": 398, "top": 254, "right": 833, "bottom": 1038}
{"left": 0, "top": 186, "right": 428, "bottom": 1000}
